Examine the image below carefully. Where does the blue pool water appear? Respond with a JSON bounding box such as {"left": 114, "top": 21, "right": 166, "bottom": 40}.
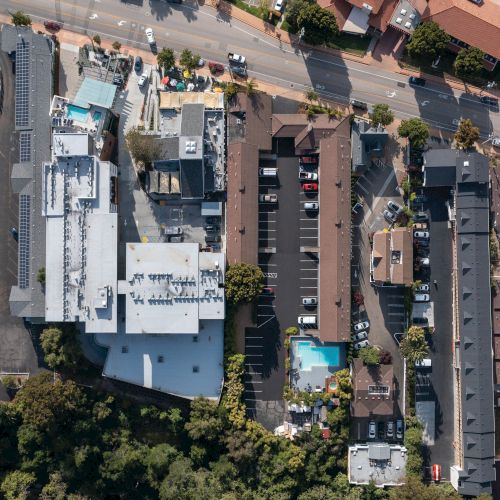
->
{"left": 92, "top": 111, "right": 102, "bottom": 122}
{"left": 67, "top": 104, "right": 89, "bottom": 122}
{"left": 295, "top": 341, "right": 340, "bottom": 370}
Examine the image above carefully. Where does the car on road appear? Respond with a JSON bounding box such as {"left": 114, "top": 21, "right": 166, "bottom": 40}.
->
{"left": 259, "top": 194, "right": 278, "bottom": 203}
{"left": 354, "top": 320, "right": 370, "bottom": 332}
{"left": 304, "top": 202, "right": 319, "bottom": 210}
{"left": 138, "top": 72, "right": 148, "bottom": 87}
{"left": 10, "top": 227, "right": 18, "bottom": 241}
{"left": 414, "top": 231, "right": 430, "bottom": 239}
{"left": 492, "top": 138, "right": 500, "bottom": 148}
{"left": 387, "top": 421, "right": 394, "bottom": 438}
{"left": 354, "top": 339, "right": 369, "bottom": 351}
{"left": 480, "top": 96, "right": 499, "bottom": 107}
{"left": 351, "top": 331, "right": 368, "bottom": 342}
{"left": 145, "top": 28, "right": 156, "bottom": 45}
{"left": 415, "top": 283, "right": 430, "bottom": 292}
{"left": 387, "top": 200, "right": 403, "bottom": 214}
{"left": 303, "top": 183, "right": 318, "bottom": 191}
{"left": 205, "top": 216, "right": 220, "bottom": 224}
{"left": 350, "top": 99, "right": 368, "bottom": 110}
{"left": 414, "top": 293, "right": 430, "bottom": 302}
{"left": 396, "top": 419, "right": 403, "bottom": 439}
{"left": 302, "top": 297, "right": 318, "bottom": 306}
{"left": 409, "top": 76, "right": 426, "bottom": 87}
{"left": 413, "top": 212, "right": 428, "bottom": 222}
{"left": 44, "top": 21, "right": 61, "bottom": 31}
{"left": 383, "top": 209, "right": 398, "bottom": 224}
{"left": 417, "top": 257, "right": 430, "bottom": 267}
{"left": 368, "top": 421, "right": 376, "bottom": 439}
{"left": 134, "top": 56, "right": 143, "bottom": 72}
{"left": 299, "top": 171, "right": 318, "bottom": 181}
{"left": 262, "top": 287, "right": 274, "bottom": 295}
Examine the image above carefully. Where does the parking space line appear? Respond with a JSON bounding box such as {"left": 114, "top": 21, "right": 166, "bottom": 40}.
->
{"left": 300, "top": 286, "right": 317, "bottom": 289}
{"left": 258, "top": 316, "right": 276, "bottom": 328}
{"left": 245, "top": 380, "right": 264, "bottom": 384}
{"left": 259, "top": 263, "right": 277, "bottom": 266}
{"left": 300, "top": 259, "right": 318, "bottom": 262}
{"left": 356, "top": 182, "right": 369, "bottom": 195}
{"left": 300, "top": 268, "right": 317, "bottom": 271}
{"left": 300, "top": 236, "right": 318, "bottom": 239}
{"left": 245, "top": 353, "right": 264, "bottom": 357}
{"left": 389, "top": 304, "right": 405, "bottom": 308}
{"left": 258, "top": 304, "right": 276, "bottom": 308}
{"left": 246, "top": 336, "right": 264, "bottom": 339}
{"left": 300, "top": 227, "right": 318, "bottom": 230}
{"left": 301, "top": 277, "right": 318, "bottom": 280}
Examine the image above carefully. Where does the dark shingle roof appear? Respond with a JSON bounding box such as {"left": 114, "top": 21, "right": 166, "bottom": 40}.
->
{"left": 180, "top": 103, "right": 204, "bottom": 137}
{"left": 180, "top": 159, "right": 204, "bottom": 199}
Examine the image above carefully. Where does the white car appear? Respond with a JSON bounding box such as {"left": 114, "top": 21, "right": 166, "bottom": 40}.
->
{"left": 197, "top": 57, "right": 205, "bottom": 67}
{"left": 492, "top": 137, "right": 500, "bottom": 148}
{"left": 368, "top": 421, "right": 376, "bottom": 439}
{"left": 274, "top": 0, "right": 284, "bottom": 11}
{"left": 414, "top": 293, "right": 430, "bottom": 302}
{"left": 259, "top": 194, "right": 277, "bottom": 203}
{"left": 417, "top": 257, "right": 430, "bottom": 267}
{"left": 354, "top": 320, "right": 369, "bottom": 332}
{"left": 354, "top": 339, "right": 369, "bottom": 351}
{"left": 145, "top": 28, "right": 156, "bottom": 45}
{"left": 416, "top": 283, "right": 430, "bottom": 292}
{"left": 138, "top": 72, "right": 148, "bottom": 87}
{"left": 414, "top": 231, "right": 429, "bottom": 239}
{"left": 351, "top": 331, "right": 368, "bottom": 342}
{"left": 302, "top": 297, "right": 318, "bottom": 306}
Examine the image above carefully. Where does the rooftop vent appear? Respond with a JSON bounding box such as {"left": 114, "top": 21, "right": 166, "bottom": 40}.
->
{"left": 409, "top": 13, "right": 416, "bottom": 19}
{"left": 400, "top": 8, "right": 407, "bottom": 15}
{"left": 405, "top": 22, "right": 412, "bottom": 29}
{"left": 185, "top": 140, "right": 197, "bottom": 154}
{"left": 395, "top": 17, "right": 402, "bottom": 24}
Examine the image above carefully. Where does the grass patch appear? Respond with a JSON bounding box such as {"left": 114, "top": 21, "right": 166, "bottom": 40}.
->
{"left": 280, "top": 18, "right": 290, "bottom": 32}
{"left": 229, "top": 0, "right": 262, "bottom": 17}
{"left": 325, "top": 33, "right": 370, "bottom": 56}
{"left": 400, "top": 49, "right": 500, "bottom": 88}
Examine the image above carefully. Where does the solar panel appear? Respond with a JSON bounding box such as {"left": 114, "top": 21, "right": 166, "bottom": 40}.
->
{"left": 18, "top": 194, "right": 31, "bottom": 289}
{"left": 15, "top": 41, "right": 30, "bottom": 128}
{"left": 19, "top": 132, "right": 31, "bottom": 162}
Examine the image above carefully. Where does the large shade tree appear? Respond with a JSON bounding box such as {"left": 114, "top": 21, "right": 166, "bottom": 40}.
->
{"left": 369, "top": 103, "right": 394, "bottom": 127}
{"left": 296, "top": 2, "right": 338, "bottom": 45}
{"left": 400, "top": 325, "right": 428, "bottom": 363}
{"left": 454, "top": 47, "right": 485, "bottom": 79}
{"left": 454, "top": 118, "right": 480, "bottom": 150}
{"left": 406, "top": 21, "right": 450, "bottom": 61}
{"left": 398, "top": 118, "right": 430, "bottom": 147}
{"left": 224, "top": 263, "right": 264, "bottom": 304}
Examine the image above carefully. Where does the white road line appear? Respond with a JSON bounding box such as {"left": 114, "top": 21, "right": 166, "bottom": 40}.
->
{"left": 300, "top": 227, "right": 318, "bottom": 230}
{"left": 245, "top": 353, "right": 264, "bottom": 357}
{"left": 300, "top": 236, "right": 318, "bottom": 239}
{"left": 356, "top": 182, "right": 369, "bottom": 195}
{"left": 246, "top": 336, "right": 264, "bottom": 339}
{"left": 300, "top": 286, "right": 318, "bottom": 289}
{"left": 258, "top": 304, "right": 276, "bottom": 308}
{"left": 244, "top": 399, "right": 261, "bottom": 402}
{"left": 245, "top": 363, "right": 263, "bottom": 366}
{"left": 300, "top": 268, "right": 317, "bottom": 271}
{"left": 245, "top": 380, "right": 264, "bottom": 384}
{"left": 247, "top": 390, "right": 263, "bottom": 393}
{"left": 300, "top": 259, "right": 318, "bottom": 262}
{"left": 258, "top": 314, "right": 275, "bottom": 317}
{"left": 389, "top": 304, "right": 405, "bottom": 308}
{"left": 258, "top": 316, "right": 276, "bottom": 328}
{"left": 259, "top": 263, "right": 277, "bottom": 266}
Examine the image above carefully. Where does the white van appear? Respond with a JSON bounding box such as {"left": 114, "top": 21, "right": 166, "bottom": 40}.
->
{"left": 259, "top": 167, "right": 278, "bottom": 177}
{"left": 415, "top": 358, "right": 432, "bottom": 368}
{"left": 298, "top": 315, "right": 317, "bottom": 325}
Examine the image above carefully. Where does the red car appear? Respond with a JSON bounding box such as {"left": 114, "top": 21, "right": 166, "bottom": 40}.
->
{"left": 262, "top": 287, "right": 274, "bottom": 295}
{"left": 300, "top": 156, "right": 318, "bottom": 164}
{"left": 208, "top": 61, "right": 224, "bottom": 75}
{"left": 44, "top": 21, "right": 61, "bottom": 32}
{"left": 303, "top": 183, "right": 318, "bottom": 191}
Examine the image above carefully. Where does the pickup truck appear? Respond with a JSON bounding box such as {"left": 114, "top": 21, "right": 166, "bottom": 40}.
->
{"left": 299, "top": 171, "right": 318, "bottom": 181}
{"left": 165, "top": 226, "right": 183, "bottom": 235}
{"left": 228, "top": 53, "right": 246, "bottom": 65}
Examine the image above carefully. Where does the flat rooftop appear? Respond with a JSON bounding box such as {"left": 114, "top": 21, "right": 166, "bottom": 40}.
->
{"left": 118, "top": 243, "right": 225, "bottom": 334}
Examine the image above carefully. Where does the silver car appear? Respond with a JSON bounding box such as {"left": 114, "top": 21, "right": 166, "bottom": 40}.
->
{"left": 354, "top": 339, "right": 369, "bottom": 350}
{"left": 351, "top": 331, "right": 368, "bottom": 342}
{"left": 302, "top": 297, "right": 318, "bottom": 306}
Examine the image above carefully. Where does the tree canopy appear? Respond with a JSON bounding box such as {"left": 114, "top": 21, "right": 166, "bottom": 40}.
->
{"left": 398, "top": 118, "right": 430, "bottom": 147}
{"left": 454, "top": 47, "right": 484, "bottom": 79}
{"left": 125, "top": 128, "right": 161, "bottom": 167}
{"left": 157, "top": 48, "right": 176, "bottom": 70}
{"left": 224, "top": 263, "right": 264, "bottom": 304}
{"left": 40, "top": 326, "right": 82, "bottom": 370}
{"left": 297, "top": 3, "right": 338, "bottom": 45}
{"left": 11, "top": 11, "right": 31, "bottom": 27}
{"left": 369, "top": 103, "right": 394, "bottom": 127}
{"left": 358, "top": 346, "right": 381, "bottom": 366}
{"left": 400, "top": 325, "right": 429, "bottom": 363}
{"left": 179, "top": 49, "right": 200, "bottom": 70}
{"left": 454, "top": 118, "right": 480, "bottom": 150}
{"left": 406, "top": 22, "right": 450, "bottom": 61}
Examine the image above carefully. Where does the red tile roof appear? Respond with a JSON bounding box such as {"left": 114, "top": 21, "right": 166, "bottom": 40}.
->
{"left": 347, "top": 0, "right": 385, "bottom": 14}
{"left": 421, "top": 0, "right": 500, "bottom": 59}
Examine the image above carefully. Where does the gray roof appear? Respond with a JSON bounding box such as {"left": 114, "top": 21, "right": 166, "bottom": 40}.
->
{"left": 2, "top": 26, "right": 53, "bottom": 319}
{"left": 428, "top": 150, "right": 495, "bottom": 496}
{"left": 180, "top": 103, "right": 204, "bottom": 137}
{"left": 351, "top": 119, "right": 388, "bottom": 173}
{"left": 180, "top": 159, "right": 204, "bottom": 199}
{"left": 157, "top": 136, "right": 180, "bottom": 161}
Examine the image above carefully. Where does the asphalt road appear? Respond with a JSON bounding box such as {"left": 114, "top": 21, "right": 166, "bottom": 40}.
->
{"left": 1, "top": 0, "right": 499, "bottom": 137}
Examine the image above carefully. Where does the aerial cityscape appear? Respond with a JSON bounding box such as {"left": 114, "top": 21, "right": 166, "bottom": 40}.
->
{"left": 0, "top": 0, "right": 499, "bottom": 497}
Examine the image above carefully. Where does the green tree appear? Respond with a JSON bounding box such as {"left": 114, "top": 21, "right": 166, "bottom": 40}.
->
{"left": 40, "top": 471, "right": 68, "bottom": 500}
{"left": 223, "top": 354, "right": 246, "bottom": 429}
{"left": 400, "top": 325, "right": 428, "bottom": 364}
{"left": 454, "top": 118, "right": 480, "bottom": 150}
{"left": 144, "top": 443, "right": 180, "bottom": 490}
{"left": 179, "top": 49, "right": 199, "bottom": 70}
{"left": 297, "top": 2, "right": 338, "bottom": 46}
{"left": 11, "top": 11, "right": 32, "bottom": 27}
{"left": 37, "top": 267, "right": 46, "bottom": 285}
{"left": 159, "top": 457, "right": 209, "bottom": 500}
{"left": 112, "top": 41, "right": 122, "bottom": 52}
{"left": 305, "top": 89, "right": 318, "bottom": 102}
{"left": 125, "top": 128, "right": 161, "bottom": 166}
{"left": 334, "top": 368, "right": 352, "bottom": 403}
{"left": 157, "top": 48, "right": 175, "bottom": 70}
{"left": 398, "top": 118, "right": 430, "bottom": 147}
{"left": 285, "top": 0, "right": 314, "bottom": 34}
{"left": 40, "top": 326, "right": 82, "bottom": 370}
{"left": 285, "top": 326, "right": 299, "bottom": 336}
{"left": 369, "top": 103, "right": 394, "bottom": 127}
{"left": 224, "top": 263, "right": 264, "bottom": 304}
{"left": 92, "top": 34, "right": 101, "bottom": 46}
{"left": 454, "top": 47, "right": 484, "bottom": 79}
{"left": 245, "top": 78, "right": 258, "bottom": 96}
{"left": 406, "top": 22, "right": 450, "bottom": 61}
{"left": 358, "top": 346, "right": 381, "bottom": 366}
{"left": 0, "top": 470, "right": 35, "bottom": 500}
{"left": 166, "top": 407, "right": 183, "bottom": 434}
{"left": 184, "top": 398, "right": 226, "bottom": 444}
{"left": 224, "top": 82, "right": 239, "bottom": 102}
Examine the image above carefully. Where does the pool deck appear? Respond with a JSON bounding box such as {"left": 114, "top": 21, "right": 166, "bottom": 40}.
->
{"left": 290, "top": 337, "right": 346, "bottom": 392}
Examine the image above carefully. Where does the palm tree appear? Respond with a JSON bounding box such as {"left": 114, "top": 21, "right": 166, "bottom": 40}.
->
{"left": 305, "top": 89, "right": 318, "bottom": 102}
{"left": 245, "top": 78, "right": 257, "bottom": 96}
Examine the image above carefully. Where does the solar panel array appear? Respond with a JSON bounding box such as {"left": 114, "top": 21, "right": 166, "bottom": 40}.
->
{"left": 15, "top": 41, "right": 30, "bottom": 128}
{"left": 19, "top": 194, "right": 31, "bottom": 289}
{"left": 19, "top": 132, "right": 31, "bottom": 162}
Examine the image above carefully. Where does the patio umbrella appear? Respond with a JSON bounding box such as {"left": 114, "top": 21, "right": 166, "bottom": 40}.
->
{"left": 176, "top": 81, "right": 185, "bottom": 91}
{"left": 170, "top": 78, "right": 178, "bottom": 87}
{"left": 183, "top": 69, "right": 191, "bottom": 79}
{"left": 161, "top": 76, "right": 169, "bottom": 85}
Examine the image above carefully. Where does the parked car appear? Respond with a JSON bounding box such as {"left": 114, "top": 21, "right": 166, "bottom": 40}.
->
{"left": 168, "top": 235, "right": 183, "bottom": 243}
{"left": 274, "top": 0, "right": 284, "bottom": 11}
{"left": 303, "top": 183, "right": 318, "bottom": 191}
{"left": 259, "top": 193, "right": 278, "bottom": 203}
{"left": 208, "top": 61, "right": 224, "bottom": 74}
{"left": 354, "top": 339, "right": 369, "bottom": 351}
{"left": 414, "top": 230, "right": 430, "bottom": 239}
{"left": 300, "top": 156, "right": 318, "bottom": 164}
{"left": 165, "top": 226, "right": 183, "bottom": 235}
{"left": 204, "top": 224, "right": 220, "bottom": 232}
{"left": 138, "top": 72, "right": 148, "bottom": 87}
{"left": 354, "top": 320, "right": 369, "bottom": 332}
{"left": 351, "top": 331, "right": 368, "bottom": 342}
{"left": 409, "top": 76, "right": 426, "bottom": 87}
{"left": 44, "top": 21, "right": 61, "bottom": 31}
{"left": 112, "top": 74, "right": 124, "bottom": 87}
{"left": 387, "top": 200, "right": 403, "bottom": 214}
{"left": 299, "top": 171, "right": 318, "bottom": 181}
{"left": 134, "top": 56, "right": 143, "bottom": 72}
{"left": 302, "top": 297, "right": 318, "bottom": 306}
{"left": 414, "top": 293, "right": 430, "bottom": 302}
{"left": 413, "top": 222, "right": 428, "bottom": 230}
{"left": 145, "top": 28, "right": 156, "bottom": 45}
{"left": 368, "top": 421, "right": 376, "bottom": 439}
{"left": 413, "top": 212, "right": 428, "bottom": 222}
{"left": 304, "top": 202, "right": 319, "bottom": 210}
{"left": 480, "top": 96, "right": 499, "bottom": 107}
{"left": 197, "top": 57, "right": 205, "bottom": 67}
{"left": 396, "top": 419, "right": 403, "bottom": 439}
{"left": 205, "top": 216, "right": 220, "bottom": 224}
{"left": 416, "top": 238, "right": 429, "bottom": 248}
{"left": 378, "top": 422, "right": 385, "bottom": 439}
{"left": 262, "top": 287, "right": 274, "bottom": 295}
{"left": 352, "top": 202, "right": 363, "bottom": 214}
{"left": 298, "top": 315, "right": 317, "bottom": 325}
{"left": 416, "top": 246, "right": 429, "bottom": 258}
{"left": 415, "top": 283, "right": 430, "bottom": 292}
{"left": 383, "top": 209, "right": 398, "bottom": 224}
{"left": 350, "top": 99, "right": 368, "bottom": 110}
{"left": 492, "top": 138, "right": 500, "bottom": 148}
{"left": 387, "top": 421, "right": 394, "bottom": 438}
{"left": 10, "top": 227, "right": 18, "bottom": 241}
{"left": 206, "top": 234, "right": 222, "bottom": 243}
{"left": 417, "top": 257, "right": 430, "bottom": 267}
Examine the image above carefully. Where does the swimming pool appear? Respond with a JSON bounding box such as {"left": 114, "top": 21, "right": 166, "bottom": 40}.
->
{"left": 92, "top": 111, "right": 102, "bottom": 122}
{"left": 67, "top": 104, "right": 89, "bottom": 122}
{"left": 295, "top": 341, "right": 340, "bottom": 371}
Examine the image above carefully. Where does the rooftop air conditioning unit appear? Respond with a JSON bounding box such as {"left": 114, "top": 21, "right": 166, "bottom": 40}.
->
{"left": 395, "top": 17, "right": 402, "bottom": 24}
{"left": 400, "top": 8, "right": 407, "bottom": 15}
{"left": 405, "top": 22, "right": 412, "bottom": 28}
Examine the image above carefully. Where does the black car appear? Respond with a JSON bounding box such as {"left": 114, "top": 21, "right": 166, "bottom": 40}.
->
{"left": 378, "top": 422, "right": 385, "bottom": 439}
{"left": 134, "top": 56, "right": 142, "bottom": 72}
{"left": 205, "top": 216, "right": 220, "bottom": 224}
{"left": 167, "top": 0, "right": 183, "bottom": 3}
{"left": 204, "top": 224, "right": 220, "bottom": 232}
{"left": 409, "top": 76, "right": 426, "bottom": 87}
{"left": 413, "top": 212, "right": 428, "bottom": 222}
{"left": 480, "top": 96, "right": 499, "bottom": 107}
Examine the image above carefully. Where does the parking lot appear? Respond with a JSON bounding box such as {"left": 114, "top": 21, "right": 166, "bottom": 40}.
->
{"left": 243, "top": 140, "right": 320, "bottom": 423}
